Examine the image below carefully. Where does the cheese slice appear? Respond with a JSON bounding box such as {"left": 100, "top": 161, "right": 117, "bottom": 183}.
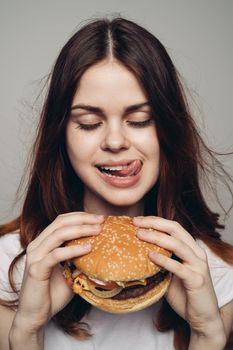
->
{"left": 116, "top": 279, "right": 147, "bottom": 288}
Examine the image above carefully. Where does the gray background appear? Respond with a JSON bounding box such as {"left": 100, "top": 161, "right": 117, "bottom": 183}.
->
{"left": 0, "top": 0, "right": 232, "bottom": 242}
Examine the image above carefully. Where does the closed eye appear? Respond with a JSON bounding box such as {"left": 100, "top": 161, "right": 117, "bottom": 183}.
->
{"left": 75, "top": 122, "right": 102, "bottom": 130}
{"left": 75, "top": 119, "right": 154, "bottom": 131}
{"left": 127, "top": 119, "right": 154, "bottom": 128}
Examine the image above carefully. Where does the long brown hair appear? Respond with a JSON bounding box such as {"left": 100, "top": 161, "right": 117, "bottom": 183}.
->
{"left": 1, "top": 16, "right": 233, "bottom": 350}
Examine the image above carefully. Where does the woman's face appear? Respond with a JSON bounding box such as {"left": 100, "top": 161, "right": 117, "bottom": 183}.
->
{"left": 66, "top": 59, "right": 160, "bottom": 213}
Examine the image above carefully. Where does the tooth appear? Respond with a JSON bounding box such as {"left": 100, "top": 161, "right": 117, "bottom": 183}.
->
{"left": 100, "top": 165, "right": 128, "bottom": 171}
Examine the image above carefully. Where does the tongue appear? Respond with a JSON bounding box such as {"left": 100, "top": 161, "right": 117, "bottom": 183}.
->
{"left": 113, "top": 160, "right": 142, "bottom": 177}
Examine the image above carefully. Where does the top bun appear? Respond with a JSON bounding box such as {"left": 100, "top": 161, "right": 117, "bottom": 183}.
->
{"left": 67, "top": 216, "right": 171, "bottom": 282}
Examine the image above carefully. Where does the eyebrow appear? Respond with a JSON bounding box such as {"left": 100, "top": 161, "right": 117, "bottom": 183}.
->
{"left": 70, "top": 101, "right": 151, "bottom": 114}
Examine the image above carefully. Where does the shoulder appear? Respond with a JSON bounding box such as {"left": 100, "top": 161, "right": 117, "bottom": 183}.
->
{"left": 0, "top": 233, "right": 25, "bottom": 300}
{"left": 197, "top": 239, "right": 233, "bottom": 270}
{"left": 197, "top": 239, "right": 233, "bottom": 308}
{"left": 0, "top": 232, "right": 23, "bottom": 267}
{"left": 0, "top": 232, "right": 22, "bottom": 255}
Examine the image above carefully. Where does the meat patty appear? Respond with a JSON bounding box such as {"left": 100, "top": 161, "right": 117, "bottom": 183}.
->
{"left": 112, "top": 270, "right": 169, "bottom": 300}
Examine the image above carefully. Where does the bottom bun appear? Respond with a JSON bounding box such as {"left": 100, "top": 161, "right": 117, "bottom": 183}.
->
{"left": 74, "top": 273, "right": 171, "bottom": 314}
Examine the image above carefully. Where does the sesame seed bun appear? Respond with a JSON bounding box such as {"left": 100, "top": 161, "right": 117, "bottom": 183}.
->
{"left": 64, "top": 216, "right": 172, "bottom": 313}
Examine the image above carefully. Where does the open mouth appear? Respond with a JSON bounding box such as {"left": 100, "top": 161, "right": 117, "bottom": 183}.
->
{"left": 96, "top": 160, "right": 142, "bottom": 178}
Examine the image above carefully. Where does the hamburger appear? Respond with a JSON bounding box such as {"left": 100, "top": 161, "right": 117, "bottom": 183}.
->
{"left": 63, "top": 216, "right": 172, "bottom": 313}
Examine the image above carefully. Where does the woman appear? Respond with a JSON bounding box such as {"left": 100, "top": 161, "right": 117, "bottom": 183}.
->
{"left": 0, "top": 16, "right": 233, "bottom": 350}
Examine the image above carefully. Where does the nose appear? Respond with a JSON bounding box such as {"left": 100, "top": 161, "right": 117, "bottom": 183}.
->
{"left": 100, "top": 122, "right": 130, "bottom": 152}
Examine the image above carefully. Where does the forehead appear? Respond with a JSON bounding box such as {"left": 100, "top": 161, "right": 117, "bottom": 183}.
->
{"left": 72, "top": 60, "right": 148, "bottom": 108}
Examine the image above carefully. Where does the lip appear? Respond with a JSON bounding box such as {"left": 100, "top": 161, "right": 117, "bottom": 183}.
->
{"left": 95, "top": 159, "right": 142, "bottom": 188}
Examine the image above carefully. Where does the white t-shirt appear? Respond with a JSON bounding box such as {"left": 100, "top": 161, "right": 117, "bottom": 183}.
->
{"left": 1, "top": 233, "right": 233, "bottom": 350}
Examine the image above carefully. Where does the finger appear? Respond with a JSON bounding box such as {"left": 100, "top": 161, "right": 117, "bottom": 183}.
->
{"left": 29, "top": 212, "right": 105, "bottom": 249}
{"left": 148, "top": 250, "right": 190, "bottom": 281}
{"left": 28, "top": 244, "right": 92, "bottom": 281}
{"left": 49, "top": 265, "right": 75, "bottom": 314}
{"left": 137, "top": 229, "right": 198, "bottom": 264}
{"left": 133, "top": 216, "right": 203, "bottom": 258}
{"left": 134, "top": 216, "right": 195, "bottom": 244}
{"left": 149, "top": 251, "right": 207, "bottom": 290}
{"left": 28, "top": 224, "right": 102, "bottom": 257}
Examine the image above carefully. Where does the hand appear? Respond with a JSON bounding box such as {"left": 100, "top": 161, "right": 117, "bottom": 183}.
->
{"left": 133, "top": 216, "right": 225, "bottom": 338}
{"left": 12, "top": 212, "right": 104, "bottom": 333}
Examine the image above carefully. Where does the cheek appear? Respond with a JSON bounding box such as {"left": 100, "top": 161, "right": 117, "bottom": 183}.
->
{"left": 149, "top": 136, "right": 160, "bottom": 162}
{"left": 132, "top": 129, "right": 160, "bottom": 160}
{"left": 66, "top": 132, "right": 100, "bottom": 185}
{"left": 66, "top": 128, "right": 98, "bottom": 164}
{"left": 66, "top": 128, "right": 83, "bottom": 167}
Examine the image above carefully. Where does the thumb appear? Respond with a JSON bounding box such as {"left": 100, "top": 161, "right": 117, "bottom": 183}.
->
{"left": 50, "top": 264, "right": 75, "bottom": 315}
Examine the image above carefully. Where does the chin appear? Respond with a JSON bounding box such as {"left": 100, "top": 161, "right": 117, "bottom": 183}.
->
{"left": 97, "top": 185, "right": 149, "bottom": 206}
{"left": 104, "top": 196, "right": 142, "bottom": 208}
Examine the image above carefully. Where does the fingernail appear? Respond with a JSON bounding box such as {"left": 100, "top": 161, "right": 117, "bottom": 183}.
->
{"left": 82, "top": 243, "right": 92, "bottom": 249}
{"left": 136, "top": 229, "right": 147, "bottom": 237}
{"left": 133, "top": 216, "right": 143, "bottom": 224}
{"left": 95, "top": 215, "right": 105, "bottom": 221}
{"left": 149, "top": 251, "right": 159, "bottom": 259}
{"left": 92, "top": 225, "right": 102, "bottom": 234}
{"left": 93, "top": 224, "right": 102, "bottom": 229}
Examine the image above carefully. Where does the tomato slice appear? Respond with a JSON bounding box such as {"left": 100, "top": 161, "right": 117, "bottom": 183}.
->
{"left": 88, "top": 276, "right": 119, "bottom": 290}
